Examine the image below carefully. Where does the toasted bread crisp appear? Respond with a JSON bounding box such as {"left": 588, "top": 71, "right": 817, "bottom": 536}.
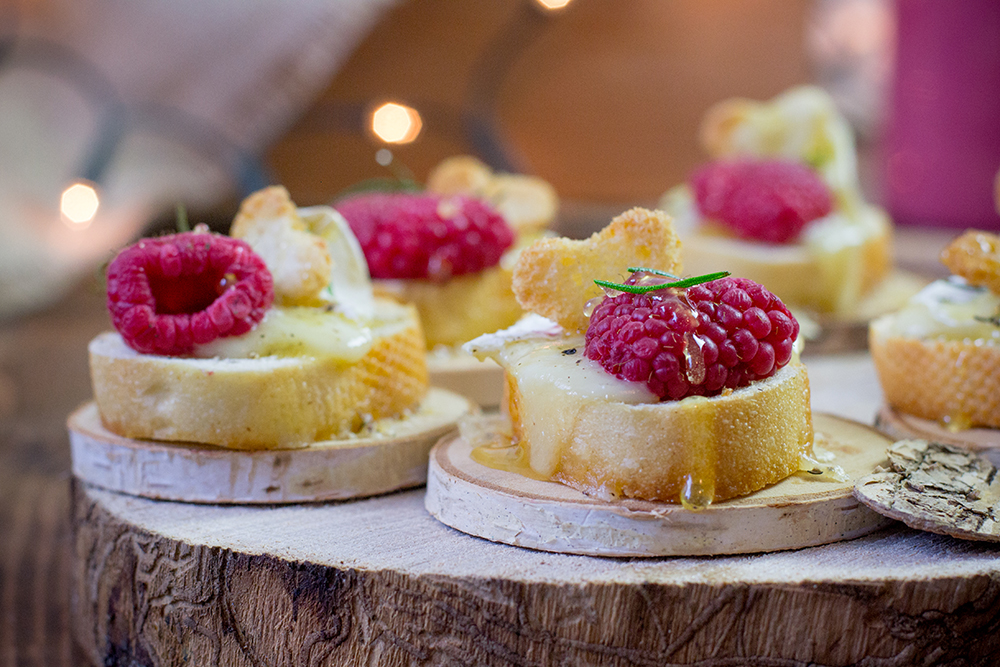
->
{"left": 939, "top": 230, "right": 1000, "bottom": 295}
{"left": 512, "top": 207, "right": 682, "bottom": 332}
{"left": 426, "top": 155, "right": 558, "bottom": 235}
{"left": 231, "top": 186, "right": 331, "bottom": 304}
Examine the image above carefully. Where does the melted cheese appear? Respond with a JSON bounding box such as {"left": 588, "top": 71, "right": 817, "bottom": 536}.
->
{"left": 193, "top": 299, "right": 412, "bottom": 362}
{"left": 883, "top": 278, "right": 1000, "bottom": 342}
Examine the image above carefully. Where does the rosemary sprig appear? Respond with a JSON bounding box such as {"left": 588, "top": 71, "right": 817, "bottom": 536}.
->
{"left": 175, "top": 203, "right": 190, "bottom": 233}
{"left": 627, "top": 266, "right": 679, "bottom": 279}
{"left": 595, "top": 270, "right": 730, "bottom": 295}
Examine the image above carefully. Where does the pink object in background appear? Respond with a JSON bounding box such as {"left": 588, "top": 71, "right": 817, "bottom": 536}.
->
{"left": 882, "top": 0, "right": 1000, "bottom": 229}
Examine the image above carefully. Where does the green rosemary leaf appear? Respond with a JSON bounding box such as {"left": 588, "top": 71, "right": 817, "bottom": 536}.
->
{"left": 594, "top": 271, "right": 730, "bottom": 295}
{"left": 175, "top": 203, "right": 190, "bottom": 233}
{"left": 330, "top": 177, "right": 422, "bottom": 202}
{"left": 627, "top": 266, "right": 679, "bottom": 279}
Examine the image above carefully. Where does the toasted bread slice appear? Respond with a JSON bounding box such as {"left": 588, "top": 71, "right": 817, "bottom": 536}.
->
{"left": 90, "top": 300, "right": 428, "bottom": 449}
{"left": 870, "top": 313, "right": 1000, "bottom": 430}
{"left": 512, "top": 208, "right": 682, "bottom": 332}
{"left": 375, "top": 264, "right": 521, "bottom": 348}
{"left": 489, "top": 335, "right": 812, "bottom": 503}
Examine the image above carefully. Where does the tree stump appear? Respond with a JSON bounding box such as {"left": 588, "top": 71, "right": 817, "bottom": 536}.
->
{"left": 72, "top": 480, "right": 1000, "bottom": 666}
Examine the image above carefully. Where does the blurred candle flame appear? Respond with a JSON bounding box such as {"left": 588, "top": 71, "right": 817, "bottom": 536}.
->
{"left": 60, "top": 181, "right": 100, "bottom": 229}
{"left": 371, "top": 103, "right": 422, "bottom": 144}
{"left": 536, "top": 0, "right": 572, "bottom": 10}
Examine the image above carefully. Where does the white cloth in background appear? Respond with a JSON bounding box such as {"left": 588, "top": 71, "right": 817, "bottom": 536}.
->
{"left": 0, "top": 0, "right": 397, "bottom": 317}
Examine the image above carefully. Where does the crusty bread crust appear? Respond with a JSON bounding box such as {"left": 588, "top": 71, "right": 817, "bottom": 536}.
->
{"left": 504, "top": 358, "right": 813, "bottom": 503}
{"left": 512, "top": 208, "right": 682, "bottom": 333}
{"left": 375, "top": 264, "right": 522, "bottom": 348}
{"left": 869, "top": 316, "right": 1000, "bottom": 429}
{"left": 90, "top": 304, "right": 428, "bottom": 449}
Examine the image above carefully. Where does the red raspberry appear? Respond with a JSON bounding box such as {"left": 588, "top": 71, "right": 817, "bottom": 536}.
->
{"left": 584, "top": 274, "right": 799, "bottom": 400}
{"left": 691, "top": 159, "right": 833, "bottom": 244}
{"left": 106, "top": 231, "right": 274, "bottom": 355}
{"left": 335, "top": 192, "right": 515, "bottom": 281}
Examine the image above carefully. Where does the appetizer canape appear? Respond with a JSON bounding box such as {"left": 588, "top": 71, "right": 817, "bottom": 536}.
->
{"left": 660, "top": 85, "right": 899, "bottom": 319}
{"left": 467, "top": 207, "right": 813, "bottom": 507}
{"left": 871, "top": 230, "right": 1000, "bottom": 435}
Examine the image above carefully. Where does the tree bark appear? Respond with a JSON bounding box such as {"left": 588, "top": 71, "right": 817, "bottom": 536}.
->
{"left": 72, "top": 481, "right": 1000, "bottom": 666}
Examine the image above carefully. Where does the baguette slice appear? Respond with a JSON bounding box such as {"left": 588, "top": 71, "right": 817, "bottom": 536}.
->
{"left": 470, "top": 326, "right": 813, "bottom": 504}
{"left": 870, "top": 316, "right": 1000, "bottom": 430}
{"left": 90, "top": 300, "right": 428, "bottom": 449}
{"left": 375, "top": 263, "right": 522, "bottom": 349}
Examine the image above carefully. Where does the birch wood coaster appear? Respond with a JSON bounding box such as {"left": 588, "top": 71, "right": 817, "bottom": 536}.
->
{"left": 855, "top": 439, "right": 1000, "bottom": 542}
{"left": 427, "top": 350, "right": 504, "bottom": 408}
{"left": 875, "top": 404, "right": 1000, "bottom": 453}
{"left": 67, "top": 388, "right": 472, "bottom": 504}
{"left": 72, "top": 479, "right": 1000, "bottom": 666}
{"left": 424, "top": 413, "right": 894, "bottom": 557}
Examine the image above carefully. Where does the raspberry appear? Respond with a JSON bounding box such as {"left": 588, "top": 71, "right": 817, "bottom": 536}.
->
{"left": 335, "top": 192, "right": 515, "bottom": 281}
{"left": 106, "top": 231, "right": 274, "bottom": 355}
{"left": 584, "top": 273, "right": 799, "bottom": 400}
{"left": 691, "top": 159, "right": 833, "bottom": 244}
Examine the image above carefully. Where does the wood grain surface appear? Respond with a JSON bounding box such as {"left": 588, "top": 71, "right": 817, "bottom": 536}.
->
{"left": 73, "top": 481, "right": 1000, "bottom": 666}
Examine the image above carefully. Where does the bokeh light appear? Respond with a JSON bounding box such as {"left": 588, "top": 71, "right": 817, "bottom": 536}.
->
{"left": 535, "top": 0, "right": 573, "bottom": 10}
{"left": 60, "top": 181, "right": 100, "bottom": 229}
{"left": 371, "top": 102, "right": 422, "bottom": 144}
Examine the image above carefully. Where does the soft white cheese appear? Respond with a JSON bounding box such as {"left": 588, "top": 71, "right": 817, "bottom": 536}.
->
{"left": 883, "top": 277, "right": 1000, "bottom": 342}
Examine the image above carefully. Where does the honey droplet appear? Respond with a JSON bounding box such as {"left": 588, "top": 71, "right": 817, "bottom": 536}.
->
{"left": 633, "top": 271, "right": 672, "bottom": 287}
{"left": 680, "top": 474, "right": 714, "bottom": 511}
{"left": 583, "top": 296, "right": 603, "bottom": 318}
{"left": 942, "top": 412, "right": 973, "bottom": 433}
{"left": 684, "top": 332, "right": 707, "bottom": 385}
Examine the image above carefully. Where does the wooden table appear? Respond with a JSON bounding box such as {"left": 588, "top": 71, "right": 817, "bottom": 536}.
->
{"left": 0, "top": 226, "right": 981, "bottom": 666}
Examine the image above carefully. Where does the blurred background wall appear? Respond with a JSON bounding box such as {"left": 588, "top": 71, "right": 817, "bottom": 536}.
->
{"left": 2, "top": 0, "right": 999, "bottom": 317}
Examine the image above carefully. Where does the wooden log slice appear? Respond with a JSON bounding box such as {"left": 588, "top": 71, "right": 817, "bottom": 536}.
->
{"left": 72, "top": 479, "right": 1000, "bottom": 666}
{"left": 425, "top": 413, "right": 894, "bottom": 557}
{"left": 68, "top": 388, "right": 472, "bottom": 504}
{"left": 427, "top": 351, "right": 504, "bottom": 409}
{"left": 876, "top": 404, "right": 1000, "bottom": 453}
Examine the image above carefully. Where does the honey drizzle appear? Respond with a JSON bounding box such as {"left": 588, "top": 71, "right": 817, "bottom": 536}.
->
{"left": 677, "top": 396, "right": 717, "bottom": 510}
{"left": 942, "top": 412, "right": 973, "bottom": 433}
{"left": 466, "top": 415, "right": 551, "bottom": 481}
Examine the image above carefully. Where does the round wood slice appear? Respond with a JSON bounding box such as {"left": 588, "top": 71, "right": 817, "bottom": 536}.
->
{"left": 72, "top": 479, "right": 1000, "bottom": 666}
{"left": 68, "top": 388, "right": 472, "bottom": 504}
{"left": 425, "top": 413, "right": 894, "bottom": 557}
{"left": 876, "top": 404, "right": 1000, "bottom": 453}
{"left": 855, "top": 439, "right": 1000, "bottom": 542}
{"left": 427, "top": 351, "right": 504, "bottom": 409}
